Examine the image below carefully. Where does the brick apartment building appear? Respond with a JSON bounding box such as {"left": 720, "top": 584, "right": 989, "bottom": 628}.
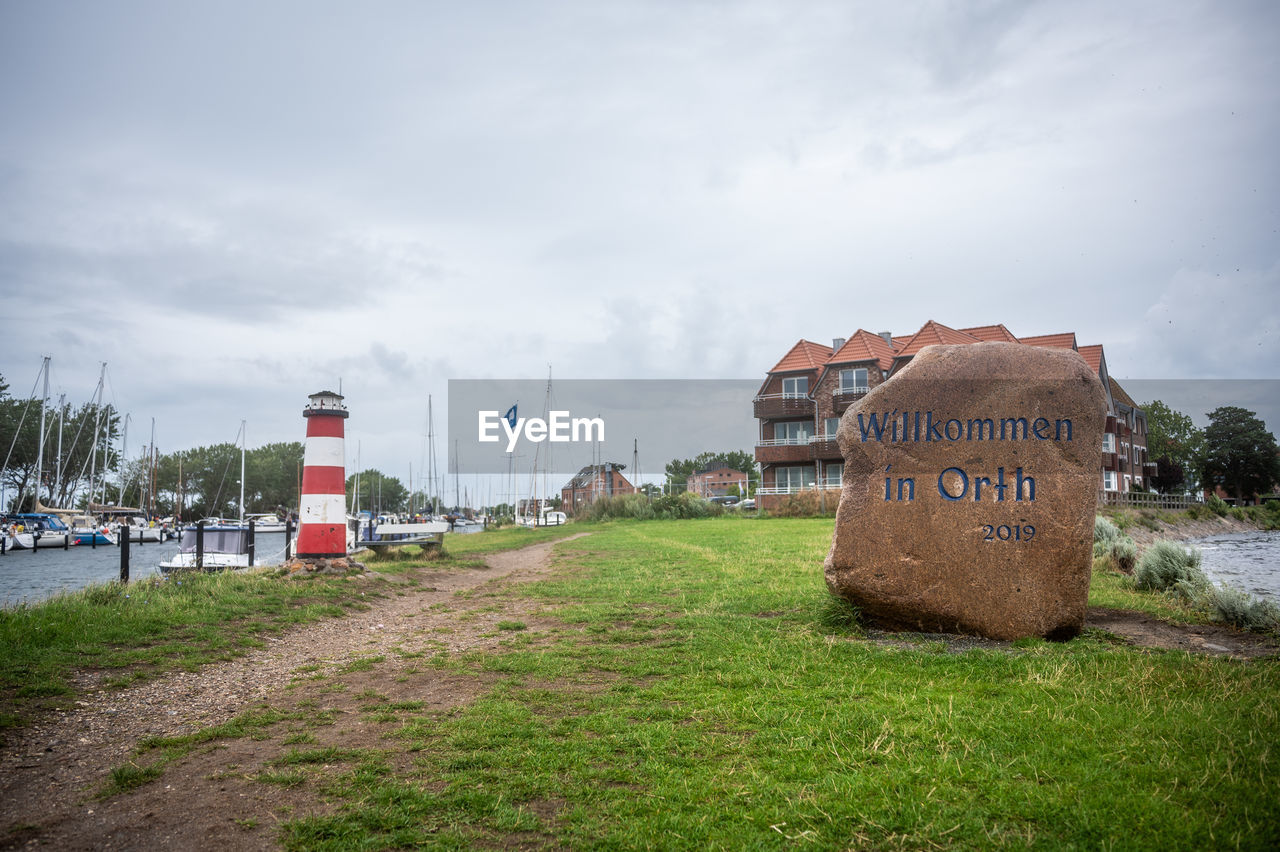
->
{"left": 561, "top": 463, "right": 636, "bottom": 515}
{"left": 754, "top": 320, "right": 1153, "bottom": 510}
{"left": 687, "top": 463, "right": 750, "bottom": 498}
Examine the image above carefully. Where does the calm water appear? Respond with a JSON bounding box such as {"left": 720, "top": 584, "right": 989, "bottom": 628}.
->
{"left": 0, "top": 532, "right": 292, "bottom": 607}
{"left": 1193, "top": 530, "right": 1280, "bottom": 603}
{"left": 0, "top": 524, "right": 481, "bottom": 607}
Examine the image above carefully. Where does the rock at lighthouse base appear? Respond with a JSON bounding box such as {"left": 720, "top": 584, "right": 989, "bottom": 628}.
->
{"left": 824, "top": 343, "right": 1107, "bottom": 640}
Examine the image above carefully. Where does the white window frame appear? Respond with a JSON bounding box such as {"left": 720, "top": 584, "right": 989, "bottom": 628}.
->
{"left": 1103, "top": 470, "right": 1118, "bottom": 491}
{"left": 1102, "top": 433, "right": 1116, "bottom": 453}
{"left": 824, "top": 417, "right": 840, "bottom": 438}
{"left": 774, "top": 421, "right": 812, "bottom": 444}
{"left": 775, "top": 466, "right": 816, "bottom": 491}
{"left": 839, "top": 368, "right": 868, "bottom": 393}
{"left": 782, "top": 376, "right": 808, "bottom": 398}
{"left": 824, "top": 463, "right": 843, "bottom": 487}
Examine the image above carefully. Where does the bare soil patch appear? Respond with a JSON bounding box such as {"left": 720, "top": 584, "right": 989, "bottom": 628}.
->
{"left": 1086, "top": 607, "right": 1279, "bottom": 659}
{"left": 1, "top": 535, "right": 587, "bottom": 851}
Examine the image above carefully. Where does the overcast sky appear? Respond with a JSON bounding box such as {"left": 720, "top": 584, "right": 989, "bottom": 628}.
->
{"left": 2, "top": 0, "right": 1277, "bottom": 487}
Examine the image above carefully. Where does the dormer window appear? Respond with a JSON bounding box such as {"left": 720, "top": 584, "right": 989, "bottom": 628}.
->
{"left": 839, "top": 368, "right": 868, "bottom": 393}
{"left": 782, "top": 376, "right": 808, "bottom": 397}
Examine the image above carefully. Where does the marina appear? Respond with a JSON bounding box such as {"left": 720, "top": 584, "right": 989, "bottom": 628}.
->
{"left": 0, "top": 529, "right": 290, "bottom": 606}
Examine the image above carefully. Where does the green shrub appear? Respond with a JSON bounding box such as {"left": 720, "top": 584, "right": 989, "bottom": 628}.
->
{"left": 1185, "top": 504, "right": 1205, "bottom": 521}
{"left": 1206, "top": 494, "right": 1229, "bottom": 516}
{"left": 770, "top": 490, "right": 835, "bottom": 518}
{"left": 1135, "top": 540, "right": 1208, "bottom": 601}
{"left": 1206, "top": 585, "right": 1280, "bottom": 632}
{"left": 1093, "top": 516, "right": 1122, "bottom": 558}
{"left": 1109, "top": 537, "right": 1138, "bottom": 573}
{"left": 584, "top": 494, "right": 657, "bottom": 522}
{"left": 1229, "top": 507, "right": 1247, "bottom": 521}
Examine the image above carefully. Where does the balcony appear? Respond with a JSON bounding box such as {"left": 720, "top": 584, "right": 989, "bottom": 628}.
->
{"left": 754, "top": 393, "right": 814, "bottom": 419}
{"left": 755, "top": 439, "right": 812, "bottom": 464}
{"left": 831, "top": 387, "right": 868, "bottom": 415}
{"left": 756, "top": 483, "right": 840, "bottom": 496}
{"left": 1102, "top": 451, "right": 1118, "bottom": 469}
{"left": 810, "top": 436, "right": 841, "bottom": 459}
{"left": 1144, "top": 462, "right": 1159, "bottom": 476}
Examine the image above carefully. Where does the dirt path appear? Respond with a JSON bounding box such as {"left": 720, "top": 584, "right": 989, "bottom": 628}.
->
{"left": 1, "top": 535, "right": 589, "bottom": 851}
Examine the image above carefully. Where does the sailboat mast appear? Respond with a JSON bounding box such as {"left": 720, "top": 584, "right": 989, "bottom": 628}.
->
{"left": 84, "top": 364, "right": 106, "bottom": 509}
{"left": 239, "top": 420, "right": 246, "bottom": 523}
{"left": 34, "top": 356, "right": 49, "bottom": 508}
{"left": 428, "top": 396, "right": 438, "bottom": 515}
{"left": 149, "top": 417, "right": 157, "bottom": 517}
{"left": 117, "top": 413, "right": 130, "bottom": 505}
{"left": 54, "top": 394, "right": 65, "bottom": 503}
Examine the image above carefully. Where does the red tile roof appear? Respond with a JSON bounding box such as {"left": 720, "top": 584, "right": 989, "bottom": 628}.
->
{"left": 768, "top": 339, "right": 835, "bottom": 374}
{"left": 829, "top": 329, "right": 896, "bottom": 372}
{"left": 960, "top": 324, "right": 1019, "bottom": 343}
{"left": 1077, "top": 344, "right": 1104, "bottom": 375}
{"left": 1020, "top": 332, "right": 1078, "bottom": 350}
{"left": 891, "top": 320, "right": 983, "bottom": 361}
{"left": 1109, "top": 377, "right": 1137, "bottom": 408}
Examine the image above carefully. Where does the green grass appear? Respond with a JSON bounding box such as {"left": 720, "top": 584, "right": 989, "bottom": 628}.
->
{"left": 0, "top": 569, "right": 370, "bottom": 717}
{"left": 279, "top": 518, "right": 1280, "bottom": 850}
{"left": 7, "top": 517, "right": 1278, "bottom": 849}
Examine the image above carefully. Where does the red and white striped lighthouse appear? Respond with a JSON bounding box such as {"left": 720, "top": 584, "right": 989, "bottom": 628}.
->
{"left": 296, "top": 390, "right": 349, "bottom": 558}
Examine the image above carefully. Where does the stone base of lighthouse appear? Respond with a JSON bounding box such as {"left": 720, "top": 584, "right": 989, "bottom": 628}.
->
{"left": 283, "top": 555, "right": 368, "bottom": 575}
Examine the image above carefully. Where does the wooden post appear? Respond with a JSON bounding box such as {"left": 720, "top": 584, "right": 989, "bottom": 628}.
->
{"left": 120, "top": 524, "right": 130, "bottom": 582}
{"left": 285, "top": 518, "right": 294, "bottom": 560}
{"left": 196, "top": 520, "right": 205, "bottom": 570}
{"left": 248, "top": 520, "right": 256, "bottom": 567}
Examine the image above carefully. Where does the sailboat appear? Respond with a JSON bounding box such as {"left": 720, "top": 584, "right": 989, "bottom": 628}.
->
{"left": 5, "top": 357, "right": 72, "bottom": 548}
{"left": 515, "top": 368, "right": 567, "bottom": 527}
{"left": 160, "top": 421, "right": 287, "bottom": 570}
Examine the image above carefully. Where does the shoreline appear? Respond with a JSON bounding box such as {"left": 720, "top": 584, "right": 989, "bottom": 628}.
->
{"left": 1113, "top": 512, "right": 1265, "bottom": 551}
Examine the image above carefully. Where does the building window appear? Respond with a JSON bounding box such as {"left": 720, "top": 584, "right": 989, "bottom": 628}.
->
{"left": 824, "top": 417, "right": 840, "bottom": 438}
{"left": 1103, "top": 470, "right": 1117, "bottom": 491}
{"left": 1102, "top": 433, "right": 1116, "bottom": 453}
{"left": 839, "top": 368, "right": 868, "bottom": 393}
{"left": 782, "top": 376, "right": 808, "bottom": 397}
{"left": 774, "top": 421, "right": 812, "bottom": 444}
{"left": 776, "top": 466, "right": 815, "bottom": 491}
{"left": 824, "top": 463, "right": 843, "bottom": 487}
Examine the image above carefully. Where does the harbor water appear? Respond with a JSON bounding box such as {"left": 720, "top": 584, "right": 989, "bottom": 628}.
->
{"left": 0, "top": 524, "right": 482, "bottom": 607}
{"left": 0, "top": 532, "right": 291, "bottom": 608}
{"left": 1193, "top": 530, "right": 1280, "bottom": 603}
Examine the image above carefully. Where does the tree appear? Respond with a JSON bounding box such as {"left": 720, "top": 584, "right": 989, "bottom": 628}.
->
{"left": 346, "top": 469, "right": 409, "bottom": 514}
{"left": 1148, "top": 455, "right": 1185, "bottom": 494}
{"left": 664, "top": 450, "right": 759, "bottom": 491}
{"left": 1142, "top": 400, "right": 1204, "bottom": 493}
{"left": 1200, "top": 406, "right": 1280, "bottom": 504}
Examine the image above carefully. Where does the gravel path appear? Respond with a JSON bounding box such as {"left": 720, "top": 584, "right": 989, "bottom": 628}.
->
{"left": 0, "top": 535, "right": 588, "bottom": 847}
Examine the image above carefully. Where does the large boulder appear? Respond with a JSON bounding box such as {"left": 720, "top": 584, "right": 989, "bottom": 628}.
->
{"left": 824, "top": 342, "right": 1107, "bottom": 640}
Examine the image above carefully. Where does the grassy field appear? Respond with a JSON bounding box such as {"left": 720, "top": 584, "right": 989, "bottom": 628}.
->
{"left": 5, "top": 517, "right": 1280, "bottom": 849}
